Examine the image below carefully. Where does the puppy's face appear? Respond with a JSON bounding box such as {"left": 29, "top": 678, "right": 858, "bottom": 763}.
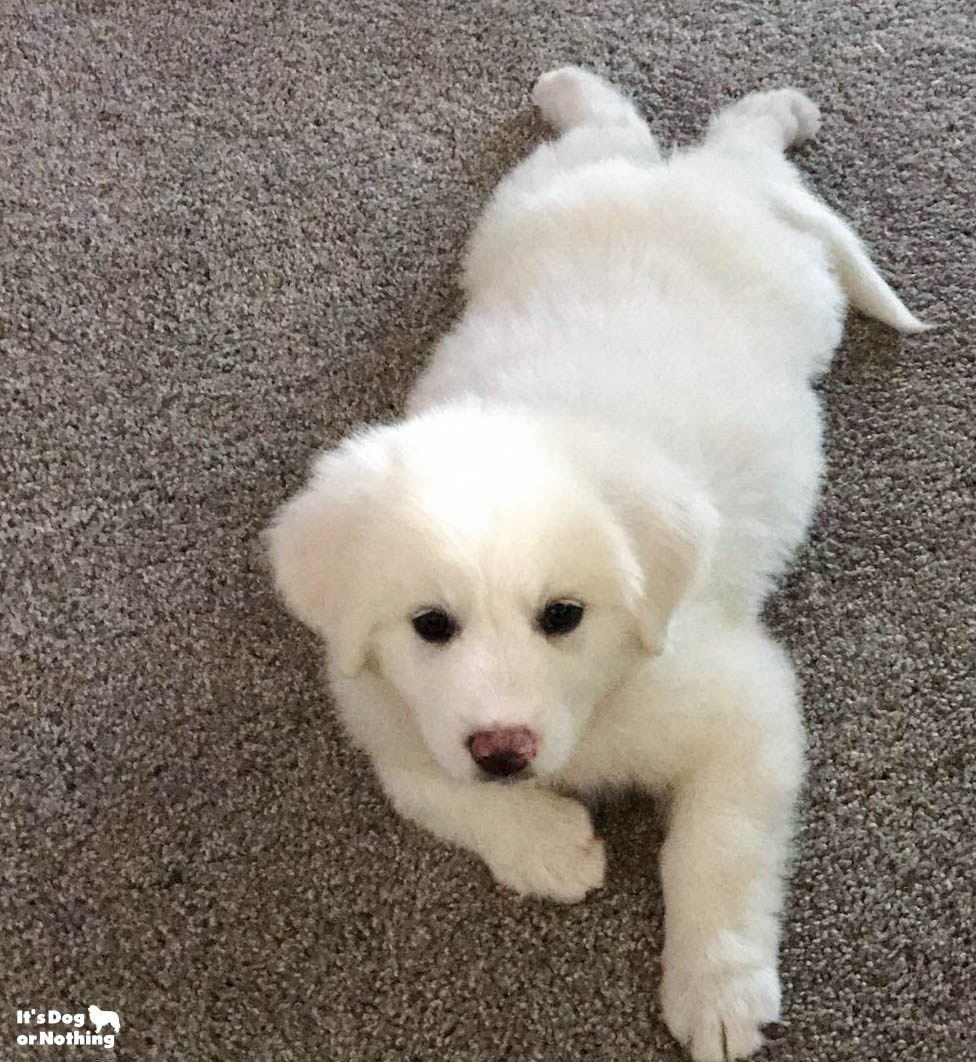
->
{"left": 268, "top": 406, "right": 715, "bottom": 783}
{"left": 364, "top": 488, "right": 647, "bottom": 782}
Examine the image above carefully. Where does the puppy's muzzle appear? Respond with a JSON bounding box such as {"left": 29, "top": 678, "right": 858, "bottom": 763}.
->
{"left": 467, "top": 726, "right": 538, "bottom": 779}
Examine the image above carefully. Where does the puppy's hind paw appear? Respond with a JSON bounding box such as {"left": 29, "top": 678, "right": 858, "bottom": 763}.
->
{"left": 766, "top": 88, "right": 821, "bottom": 145}
{"left": 716, "top": 88, "right": 821, "bottom": 149}
{"left": 532, "top": 66, "right": 637, "bottom": 133}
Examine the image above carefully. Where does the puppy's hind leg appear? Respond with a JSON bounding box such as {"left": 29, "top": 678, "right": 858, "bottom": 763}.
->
{"left": 494, "top": 67, "right": 661, "bottom": 202}
{"left": 532, "top": 65, "right": 663, "bottom": 166}
{"left": 702, "top": 89, "right": 926, "bottom": 334}
{"left": 463, "top": 67, "right": 660, "bottom": 293}
{"left": 533, "top": 67, "right": 652, "bottom": 134}
{"left": 705, "top": 88, "right": 821, "bottom": 158}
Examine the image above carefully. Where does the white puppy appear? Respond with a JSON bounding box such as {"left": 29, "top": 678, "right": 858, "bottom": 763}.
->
{"left": 268, "top": 68, "right": 922, "bottom": 1061}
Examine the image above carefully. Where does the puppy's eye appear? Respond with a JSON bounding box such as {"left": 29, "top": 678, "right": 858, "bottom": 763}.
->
{"left": 538, "top": 599, "right": 585, "bottom": 636}
{"left": 411, "top": 608, "right": 458, "bottom": 644}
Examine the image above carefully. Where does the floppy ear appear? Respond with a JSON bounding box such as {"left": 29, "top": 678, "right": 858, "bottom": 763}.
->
{"left": 617, "top": 464, "right": 719, "bottom": 654}
{"left": 561, "top": 424, "right": 719, "bottom": 655}
{"left": 264, "top": 439, "right": 386, "bottom": 678}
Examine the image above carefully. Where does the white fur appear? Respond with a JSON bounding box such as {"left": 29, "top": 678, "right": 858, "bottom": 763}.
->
{"left": 267, "top": 68, "right": 922, "bottom": 1061}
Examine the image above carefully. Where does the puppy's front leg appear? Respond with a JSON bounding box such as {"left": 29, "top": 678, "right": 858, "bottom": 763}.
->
{"left": 659, "top": 651, "right": 804, "bottom": 1062}
{"left": 376, "top": 762, "right": 606, "bottom": 903}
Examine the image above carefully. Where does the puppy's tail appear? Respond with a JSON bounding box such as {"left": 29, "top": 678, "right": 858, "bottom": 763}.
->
{"left": 770, "top": 185, "right": 928, "bottom": 334}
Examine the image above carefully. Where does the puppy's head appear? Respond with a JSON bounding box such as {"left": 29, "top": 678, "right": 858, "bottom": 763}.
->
{"left": 266, "top": 403, "right": 716, "bottom": 782}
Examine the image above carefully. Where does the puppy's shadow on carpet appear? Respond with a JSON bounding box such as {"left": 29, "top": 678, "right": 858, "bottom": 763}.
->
{"left": 587, "top": 786, "right": 668, "bottom": 906}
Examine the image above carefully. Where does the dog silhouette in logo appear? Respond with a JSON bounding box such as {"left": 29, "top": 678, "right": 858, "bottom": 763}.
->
{"left": 88, "top": 1005, "right": 120, "bottom": 1035}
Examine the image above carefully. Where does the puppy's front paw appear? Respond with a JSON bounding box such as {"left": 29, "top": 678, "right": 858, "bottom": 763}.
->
{"left": 485, "top": 793, "right": 606, "bottom": 903}
{"left": 661, "top": 939, "right": 781, "bottom": 1062}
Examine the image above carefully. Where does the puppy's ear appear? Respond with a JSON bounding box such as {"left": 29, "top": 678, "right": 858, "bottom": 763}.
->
{"left": 264, "top": 437, "right": 386, "bottom": 678}
{"left": 563, "top": 426, "right": 719, "bottom": 654}
{"left": 617, "top": 464, "right": 719, "bottom": 655}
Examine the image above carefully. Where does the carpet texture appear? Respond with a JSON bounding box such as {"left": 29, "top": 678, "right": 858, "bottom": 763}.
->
{"left": 2, "top": 2, "right": 973, "bottom": 1060}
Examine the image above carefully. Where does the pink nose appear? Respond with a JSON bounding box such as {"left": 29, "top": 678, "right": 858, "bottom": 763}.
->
{"left": 467, "top": 726, "right": 539, "bottom": 777}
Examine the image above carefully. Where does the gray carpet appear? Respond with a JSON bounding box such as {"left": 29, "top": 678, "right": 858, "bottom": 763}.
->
{"left": 2, "top": 2, "right": 973, "bottom": 1059}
